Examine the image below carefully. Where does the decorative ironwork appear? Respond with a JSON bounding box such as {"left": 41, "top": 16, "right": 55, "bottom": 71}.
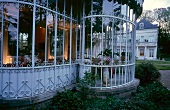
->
{"left": 57, "top": 76, "right": 63, "bottom": 87}
{"left": 65, "top": 74, "right": 70, "bottom": 81}
{"left": 18, "top": 80, "right": 32, "bottom": 97}
{"left": 46, "top": 77, "right": 54, "bottom": 91}
{"left": 71, "top": 72, "right": 76, "bottom": 83}
{"left": 34, "top": 79, "right": 45, "bottom": 94}
{"left": 2, "top": 82, "right": 16, "bottom": 97}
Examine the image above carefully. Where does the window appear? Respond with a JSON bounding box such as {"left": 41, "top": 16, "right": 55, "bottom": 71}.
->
{"left": 117, "top": 49, "right": 120, "bottom": 53}
{"left": 149, "top": 36, "right": 154, "bottom": 42}
{"left": 149, "top": 49, "right": 154, "bottom": 57}
{"left": 140, "top": 49, "right": 144, "bottom": 56}
{"left": 139, "top": 22, "right": 144, "bottom": 29}
{"left": 140, "top": 36, "right": 144, "bottom": 42}
{"left": 19, "top": 33, "right": 28, "bottom": 48}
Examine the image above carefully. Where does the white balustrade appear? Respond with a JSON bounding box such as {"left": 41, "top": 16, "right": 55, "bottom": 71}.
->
{"left": 0, "top": 64, "right": 77, "bottom": 98}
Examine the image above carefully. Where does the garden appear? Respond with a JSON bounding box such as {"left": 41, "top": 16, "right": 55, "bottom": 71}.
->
{"left": 46, "top": 61, "right": 170, "bottom": 110}
{"left": 136, "top": 60, "right": 170, "bottom": 70}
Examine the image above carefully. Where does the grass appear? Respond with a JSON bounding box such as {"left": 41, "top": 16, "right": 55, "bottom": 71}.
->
{"left": 136, "top": 60, "right": 170, "bottom": 70}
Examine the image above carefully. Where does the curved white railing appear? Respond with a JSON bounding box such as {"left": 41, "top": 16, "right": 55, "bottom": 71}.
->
{"left": 0, "top": 64, "right": 78, "bottom": 99}
{"left": 79, "top": 63, "right": 135, "bottom": 89}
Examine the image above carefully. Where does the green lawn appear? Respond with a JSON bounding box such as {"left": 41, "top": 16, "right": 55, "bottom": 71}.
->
{"left": 136, "top": 60, "right": 170, "bottom": 70}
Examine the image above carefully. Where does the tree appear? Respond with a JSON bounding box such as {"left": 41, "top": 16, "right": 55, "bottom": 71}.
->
{"left": 155, "top": 7, "right": 170, "bottom": 57}
{"left": 138, "top": 10, "right": 155, "bottom": 22}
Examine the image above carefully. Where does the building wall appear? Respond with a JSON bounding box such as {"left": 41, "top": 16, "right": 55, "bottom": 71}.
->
{"left": 136, "top": 28, "right": 158, "bottom": 60}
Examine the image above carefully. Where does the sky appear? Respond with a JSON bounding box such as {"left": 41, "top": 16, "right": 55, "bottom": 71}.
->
{"left": 143, "top": 0, "right": 170, "bottom": 10}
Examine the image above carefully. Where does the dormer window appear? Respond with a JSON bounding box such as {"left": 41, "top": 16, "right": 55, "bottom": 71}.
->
{"left": 139, "top": 22, "right": 144, "bottom": 29}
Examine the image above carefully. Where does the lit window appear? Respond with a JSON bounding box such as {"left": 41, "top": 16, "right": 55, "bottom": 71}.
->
{"left": 140, "top": 49, "right": 144, "bottom": 56}
{"left": 19, "top": 33, "right": 28, "bottom": 48}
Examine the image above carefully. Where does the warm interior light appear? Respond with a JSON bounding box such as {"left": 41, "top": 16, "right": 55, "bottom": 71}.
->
{"left": 9, "top": 57, "right": 12, "bottom": 63}
{"left": 49, "top": 56, "right": 54, "bottom": 59}
{"left": 64, "top": 52, "right": 68, "bottom": 60}
{"left": 78, "top": 25, "right": 80, "bottom": 29}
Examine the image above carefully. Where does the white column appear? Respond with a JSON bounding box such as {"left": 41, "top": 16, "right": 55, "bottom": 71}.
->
{"left": 132, "top": 12, "right": 136, "bottom": 80}
{"left": 0, "top": 4, "right": 4, "bottom": 96}
{"left": 16, "top": 4, "right": 20, "bottom": 66}
{"left": 136, "top": 46, "right": 138, "bottom": 58}
{"left": 53, "top": 1, "right": 58, "bottom": 91}
{"left": 69, "top": 3, "right": 72, "bottom": 64}
{"left": 82, "top": 1, "right": 85, "bottom": 63}
{"left": 45, "top": 11, "right": 48, "bottom": 64}
{"left": 75, "top": 25, "right": 78, "bottom": 60}
{"left": 79, "top": 25, "right": 82, "bottom": 59}
{"left": 1, "top": 4, "right": 4, "bottom": 65}
{"left": 31, "top": 0, "right": 36, "bottom": 97}
{"left": 54, "top": 2, "right": 58, "bottom": 65}
{"left": 144, "top": 46, "right": 147, "bottom": 59}
{"left": 154, "top": 48, "right": 157, "bottom": 59}
{"left": 90, "top": 0, "right": 93, "bottom": 63}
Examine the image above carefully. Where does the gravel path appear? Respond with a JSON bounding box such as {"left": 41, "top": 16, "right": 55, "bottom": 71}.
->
{"left": 159, "top": 70, "right": 170, "bottom": 90}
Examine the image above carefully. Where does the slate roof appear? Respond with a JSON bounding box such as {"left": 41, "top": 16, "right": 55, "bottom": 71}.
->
{"left": 136, "top": 19, "right": 158, "bottom": 30}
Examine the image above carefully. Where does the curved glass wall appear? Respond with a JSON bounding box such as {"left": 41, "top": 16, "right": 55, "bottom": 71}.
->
{"left": 0, "top": 0, "right": 81, "bottom": 99}
{"left": 79, "top": 0, "right": 142, "bottom": 89}
{"left": 0, "top": 0, "right": 79, "bottom": 67}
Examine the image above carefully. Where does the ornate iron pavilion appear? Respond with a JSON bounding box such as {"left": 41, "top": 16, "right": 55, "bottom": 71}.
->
{"left": 0, "top": 0, "right": 143, "bottom": 101}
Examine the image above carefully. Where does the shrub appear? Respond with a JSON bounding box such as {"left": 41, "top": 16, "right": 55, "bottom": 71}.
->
{"left": 52, "top": 90, "right": 85, "bottom": 110}
{"left": 50, "top": 82, "right": 170, "bottom": 110}
{"left": 135, "top": 61, "right": 161, "bottom": 85}
{"left": 132, "top": 81, "right": 170, "bottom": 109}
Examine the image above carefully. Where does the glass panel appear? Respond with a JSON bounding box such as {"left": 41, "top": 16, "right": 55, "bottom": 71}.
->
{"left": 85, "top": 0, "right": 91, "bottom": 16}
{"left": 47, "top": 11, "right": 55, "bottom": 65}
{"left": 85, "top": 19, "right": 91, "bottom": 59}
{"left": 48, "top": 0, "right": 56, "bottom": 10}
{"left": 57, "top": 15, "right": 64, "bottom": 64}
{"left": 35, "top": 7, "right": 46, "bottom": 66}
{"left": 64, "top": 18, "right": 70, "bottom": 63}
{"left": 71, "top": 21, "right": 77, "bottom": 61}
{"left": 18, "top": 4, "right": 33, "bottom": 66}
{"left": 3, "top": 3, "right": 18, "bottom": 65}
{"left": 77, "top": 24, "right": 81, "bottom": 59}
{"left": 65, "top": 0, "right": 71, "bottom": 16}
{"left": 58, "top": 0, "right": 64, "bottom": 13}
{"left": 91, "top": 13, "right": 102, "bottom": 58}
{"left": 72, "top": 0, "right": 79, "bottom": 19}
{"left": 93, "top": 0, "right": 102, "bottom": 15}
{"left": 36, "top": 0, "right": 47, "bottom": 7}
